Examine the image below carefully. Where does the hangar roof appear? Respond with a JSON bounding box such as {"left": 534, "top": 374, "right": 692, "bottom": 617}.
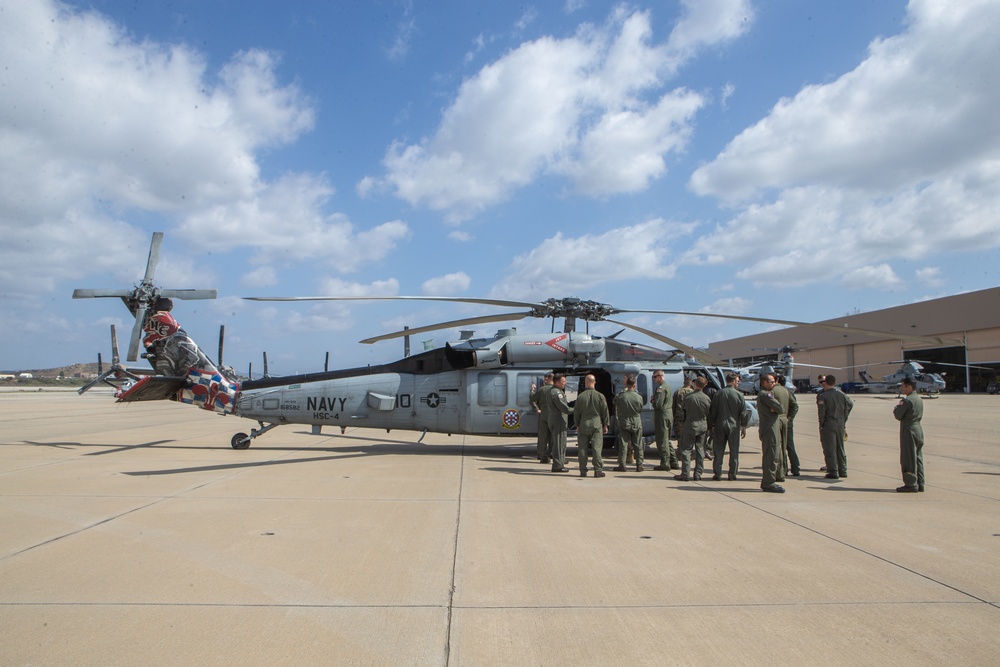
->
{"left": 706, "top": 286, "right": 1000, "bottom": 360}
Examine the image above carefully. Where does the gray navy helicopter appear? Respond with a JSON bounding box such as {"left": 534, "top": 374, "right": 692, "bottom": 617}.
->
{"left": 74, "top": 232, "right": 958, "bottom": 450}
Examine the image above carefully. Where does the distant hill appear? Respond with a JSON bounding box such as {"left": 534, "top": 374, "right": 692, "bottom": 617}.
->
{"left": 1, "top": 362, "right": 102, "bottom": 382}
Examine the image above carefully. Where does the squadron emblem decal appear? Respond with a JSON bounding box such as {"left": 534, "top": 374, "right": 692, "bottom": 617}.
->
{"left": 502, "top": 409, "right": 521, "bottom": 429}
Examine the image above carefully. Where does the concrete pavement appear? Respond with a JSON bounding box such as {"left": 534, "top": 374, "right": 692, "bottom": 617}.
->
{"left": 1, "top": 390, "right": 998, "bottom": 665}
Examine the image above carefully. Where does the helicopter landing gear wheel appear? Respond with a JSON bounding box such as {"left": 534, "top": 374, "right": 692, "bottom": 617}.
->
{"left": 231, "top": 432, "right": 250, "bottom": 449}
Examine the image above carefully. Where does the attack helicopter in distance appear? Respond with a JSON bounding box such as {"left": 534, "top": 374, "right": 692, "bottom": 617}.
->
{"left": 731, "top": 346, "right": 838, "bottom": 394}
{"left": 73, "top": 232, "right": 962, "bottom": 450}
{"left": 846, "top": 359, "right": 955, "bottom": 395}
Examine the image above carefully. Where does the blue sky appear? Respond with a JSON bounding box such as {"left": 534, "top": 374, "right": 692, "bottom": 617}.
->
{"left": 2, "top": 0, "right": 998, "bottom": 374}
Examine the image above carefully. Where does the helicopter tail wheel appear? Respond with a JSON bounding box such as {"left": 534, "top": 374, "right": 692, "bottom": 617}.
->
{"left": 231, "top": 433, "right": 251, "bottom": 449}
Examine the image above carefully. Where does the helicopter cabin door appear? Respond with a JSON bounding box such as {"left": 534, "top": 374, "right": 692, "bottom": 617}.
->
{"left": 468, "top": 370, "right": 539, "bottom": 436}
{"left": 412, "top": 371, "right": 464, "bottom": 434}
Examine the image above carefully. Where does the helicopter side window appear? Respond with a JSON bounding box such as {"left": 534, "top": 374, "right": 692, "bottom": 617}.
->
{"left": 478, "top": 372, "right": 508, "bottom": 406}
{"left": 636, "top": 373, "right": 649, "bottom": 404}
{"left": 516, "top": 374, "right": 536, "bottom": 407}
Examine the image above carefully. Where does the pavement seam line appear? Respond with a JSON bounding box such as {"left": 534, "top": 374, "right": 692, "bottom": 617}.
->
{"left": 444, "top": 438, "right": 466, "bottom": 667}
{"left": 0, "top": 448, "right": 288, "bottom": 562}
{"left": 706, "top": 483, "right": 998, "bottom": 608}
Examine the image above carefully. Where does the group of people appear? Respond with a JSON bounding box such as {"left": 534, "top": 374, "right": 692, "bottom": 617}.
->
{"left": 529, "top": 370, "right": 926, "bottom": 494}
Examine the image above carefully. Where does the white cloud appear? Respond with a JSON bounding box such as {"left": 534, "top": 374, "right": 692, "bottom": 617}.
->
{"left": 448, "top": 230, "right": 473, "bottom": 242}
{"left": 0, "top": 0, "right": 404, "bottom": 305}
{"left": 387, "top": 0, "right": 416, "bottom": 61}
{"left": 666, "top": 0, "right": 754, "bottom": 63}
{"left": 491, "top": 218, "right": 685, "bottom": 298}
{"left": 840, "top": 264, "right": 905, "bottom": 291}
{"left": 682, "top": 0, "right": 1000, "bottom": 288}
{"left": 178, "top": 173, "right": 411, "bottom": 271}
{"left": 421, "top": 272, "right": 471, "bottom": 295}
{"left": 242, "top": 266, "right": 278, "bottom": 288}
{"left": 374, "top": 5, "right": 750, "bottom": 220}
{"left": 317, "top": 278, "right": 401, "bottom": 297}
{"left": 720, "top": 82, "right": 735, "bottom": 109}
{"left": 690, "top": 0, "right": 1000, "bottom": 200}
{"left": 915, "top": 267, "right": 944, "bottom": 288}
{"left": 0, "top": 0, "right": 309, "bottom": 294}
{"left": 552, "top": 89, "right": 704, "bottom": 196}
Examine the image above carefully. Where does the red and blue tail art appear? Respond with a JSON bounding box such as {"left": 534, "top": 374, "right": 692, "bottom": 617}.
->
{"left": 116, "top": 327, "right": 239, "bottom": 415}
{"left": 179, "top": 367, "right": 239, "bottom": 414}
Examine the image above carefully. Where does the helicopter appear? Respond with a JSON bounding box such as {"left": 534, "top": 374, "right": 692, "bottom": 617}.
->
{"left": 73, "top": 233, "right": 963, "bottom": 450}
{"left": 724, "top": 346, "right": 837, "bottom": 394}
{"left": 849, "top": 360, "right": 948, "bottom": 395}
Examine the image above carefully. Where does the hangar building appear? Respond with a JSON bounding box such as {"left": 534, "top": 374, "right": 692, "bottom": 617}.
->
{"left": 705, "top": 286, "right": 1000, "bottom": 393}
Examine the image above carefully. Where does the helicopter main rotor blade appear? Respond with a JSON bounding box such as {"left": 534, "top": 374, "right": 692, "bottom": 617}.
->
{"left": 616, "top": 309, "right": 963, "bottom": 347}
{"left": 605, "top": 318, "right": 721, "bottom": 365}
{"left": 788, "top": 361, "right": 841, "bottom": 370}
{"left": 245, "top": 295, "right": 541, "bottom": 309}
{"left": 127, "top": 305, "right": 147, "bottom": 362}
{"left": 73, "top": 289, "right": 133, "bottom": 299}
{"left": 159, "top": 288, "right": 218, "bottom": 300}
{"left": 142, "top": 232, "right": 163, "bottom": 283}
{"left": 360, "top": 311, "right": 535, "bottom": 345}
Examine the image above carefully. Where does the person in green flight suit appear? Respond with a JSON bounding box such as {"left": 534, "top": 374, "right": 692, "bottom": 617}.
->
{"left": 613, "top": 374, "right": 645, "bottom": 472}
{"left": 672, "top": 375, "right": 693, "bottom": 466}
{"left": 893, "top": 377, "right": 925, "bottom": 492}
{"left": 708, "top": 372, "right": 749, "bottom": 480}
{"left": 817, "top": 374, "right": 853, "bottom": 479}
{"left": 546, "top": 374, "right": 572, "bottom": 473}
{"left": 529, "top": 373, "right": 554, "bottom": 464}
{"left": 775, "top": 374, "right": 801, "bottom": 476}
{"left": 651, "top": 370, "right": 676, "bottom": 470}
{"left": 756, "top": 373, "right": 786, "bottom": 493}
{"left": 771, "top": 376, "right": 794, "bottom": 484}
{"left": 574, "top": 373, "right": 610, "bottom": 477}
{"left": 674, "top": 376, "right": 711, "bottom": 481}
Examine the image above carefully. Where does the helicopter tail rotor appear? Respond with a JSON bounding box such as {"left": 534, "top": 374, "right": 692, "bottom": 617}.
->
{"left": 78, "top": 324, "right": 137, "bottom": 394}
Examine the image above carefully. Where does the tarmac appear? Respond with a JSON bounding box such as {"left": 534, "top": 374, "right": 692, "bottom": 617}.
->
{"left": 1, "top": 389, "right": 998, "bottom": 666}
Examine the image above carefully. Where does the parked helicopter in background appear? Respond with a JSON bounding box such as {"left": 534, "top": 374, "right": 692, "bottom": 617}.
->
{"left": 73, "top": 233, "right": 963, "bottom": 449}
{"left": 731, "top": 346, "right": 837, "bottom": 394}
{"left": 847, "top": 360, "right": 947, "bottom": 395}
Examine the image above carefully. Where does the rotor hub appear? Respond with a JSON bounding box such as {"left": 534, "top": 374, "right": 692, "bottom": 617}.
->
{"left": 532, "top": 298, "right": 620, "bottom": 322}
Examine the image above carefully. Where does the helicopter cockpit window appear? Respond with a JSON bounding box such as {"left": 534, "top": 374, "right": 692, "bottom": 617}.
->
{"left": 478, "top": 372, "right": 508, "bottom": 407}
